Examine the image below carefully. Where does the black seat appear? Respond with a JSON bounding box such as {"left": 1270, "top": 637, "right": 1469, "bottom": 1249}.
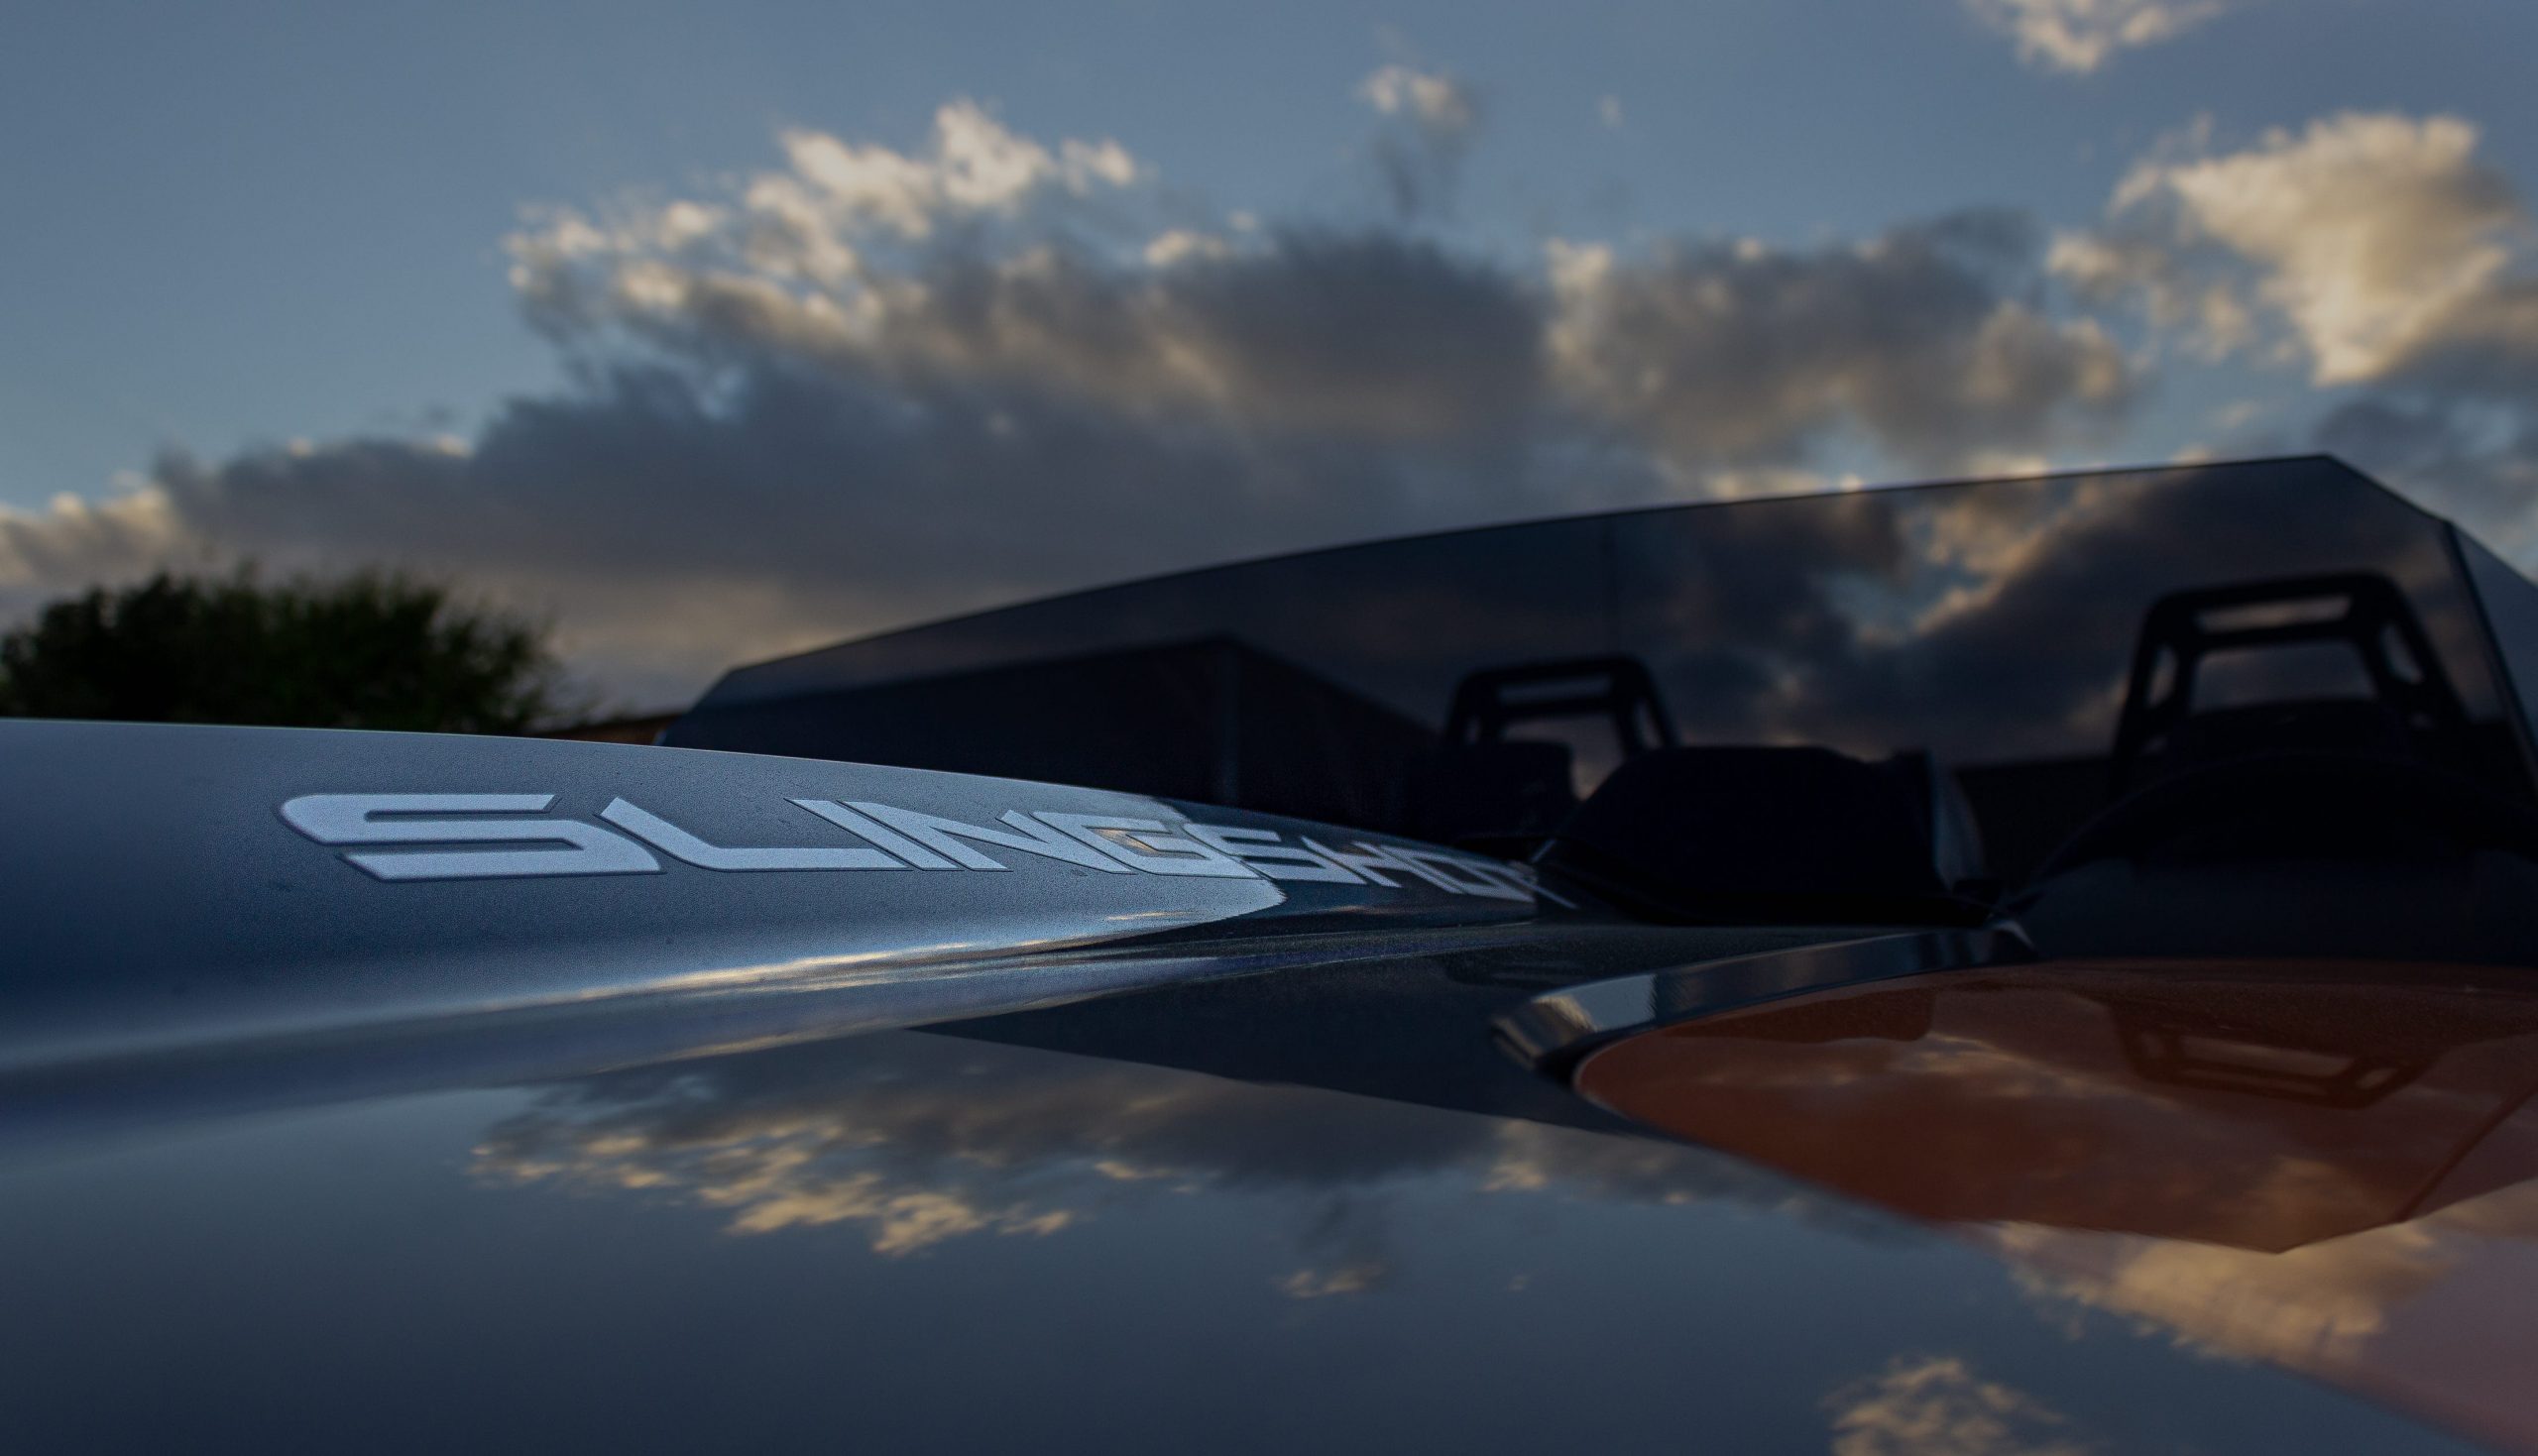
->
{"left": 1400, "top": 656, "right": 1673, "bottom": 852}
{"left": 1400, "top": 741, "right": 1578, "bottom": 852}
{"left": 1537, "top": 745, "right": 1990, "bottom": 926}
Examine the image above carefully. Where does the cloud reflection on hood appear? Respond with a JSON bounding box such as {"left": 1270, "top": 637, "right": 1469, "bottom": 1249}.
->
{"left": 469, "top": 1026, "right": 1824, "bottom": 1264}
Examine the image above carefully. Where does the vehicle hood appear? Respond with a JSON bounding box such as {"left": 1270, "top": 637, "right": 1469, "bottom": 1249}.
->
{"left": 0, "top": 721, "right": 2505, "bottom": 1453}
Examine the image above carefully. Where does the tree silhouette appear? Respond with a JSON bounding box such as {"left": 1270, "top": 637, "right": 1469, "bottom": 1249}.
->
{"left": 0, "top": 569, "right": 565, "bottom": 732}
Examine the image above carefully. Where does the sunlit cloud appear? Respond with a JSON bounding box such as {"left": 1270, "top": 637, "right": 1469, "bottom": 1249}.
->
{"left": 2061, "top": 112, "right": 2524, "bottom": 386}
{"left": 1965, "top": 0, "right": 2240, "bottom": 73}
{"left": 1823, "top": 1354, "right": 2095, "bottom": 1456}
{"left": 2063, "top": 110, "right": 2538, "bottom": 559}
{"left": 1988, "top": 1178, "right": 2538, "bottom": 1450}
{"left": 470, "top": 1033, "right": 1818, "bottom": 1258}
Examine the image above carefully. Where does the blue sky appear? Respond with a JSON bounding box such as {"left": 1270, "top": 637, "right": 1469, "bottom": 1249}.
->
{"left": 4, "top": 0, "right": 2535, "bottom": 700}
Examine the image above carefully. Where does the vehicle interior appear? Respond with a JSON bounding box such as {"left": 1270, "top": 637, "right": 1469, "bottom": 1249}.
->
{"left": 666, "top": 456, "right": 2538, "bottom": 962}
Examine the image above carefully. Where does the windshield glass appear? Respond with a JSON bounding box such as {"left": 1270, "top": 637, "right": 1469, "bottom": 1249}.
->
{"left": 671, "top": 457, "right": 2534, "bottom": 882}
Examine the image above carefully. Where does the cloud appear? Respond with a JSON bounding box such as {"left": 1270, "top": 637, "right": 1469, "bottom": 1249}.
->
{"left": 1823, "top": 1354, "right": 2094, "bottom": 1456}
{"left": 1988, "top": 1178, "right": 2538, "bottom": 1448}
{"left": 1548, "top": 212, "right": 2134, "bottom": 474}
{"left": 2060, "top": 112, "right": 2538, "bottom": 556}
{"left": 1357, "top": 63, "right": 1480, "bottom": 138}
{"left": 2315, "top": 397, "right": 2538, "bottom": 560}
{"left": 1965, "top": 0, "right": 2238, "bottom": 73}
{"left": 470, "top": 1028, "right": 1803, "bottom": 1258}
{"left": 1356, "top": 63, "right": 1483, "bottom": 220}
{"left": 2062, "top": 113, "right": 2524, "bottom": 386}
{"left": 747, "top": 100, "right": 1138, "bottom": 245}
{"left": 1277, "top": 1264, "right": 1386, "bottom": 1298}
{"left": 0, "top": 103, "right": 2137, "bottom": 704}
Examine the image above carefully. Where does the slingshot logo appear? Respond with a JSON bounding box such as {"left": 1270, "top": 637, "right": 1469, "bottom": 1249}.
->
{"left": 278, "top": 793, "right": 1543, "bottom": 902}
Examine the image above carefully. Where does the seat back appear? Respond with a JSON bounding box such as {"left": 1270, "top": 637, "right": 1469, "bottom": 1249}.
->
{"left": 1539, "top": 745, "right": 1988, "bottom": 924}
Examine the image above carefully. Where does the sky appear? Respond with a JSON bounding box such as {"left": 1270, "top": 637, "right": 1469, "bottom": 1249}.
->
{"left": 4, "top": 0, "right": 2536, "bottom": 706}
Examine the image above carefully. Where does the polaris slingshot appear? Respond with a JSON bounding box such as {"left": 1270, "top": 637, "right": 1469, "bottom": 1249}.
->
{"left": 7, "top": 456, "right": 2538, "bottom": 1452}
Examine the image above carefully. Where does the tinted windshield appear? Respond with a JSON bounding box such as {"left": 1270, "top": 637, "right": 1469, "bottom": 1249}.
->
{"left": 671, "top": 457, "right": 2535, "bottom": 881}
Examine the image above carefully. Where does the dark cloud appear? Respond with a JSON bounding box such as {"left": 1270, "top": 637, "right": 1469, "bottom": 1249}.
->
{"left": 1551, "top": 212, "right": 2134, "bottom": 472}
{"left": 2316, "top": 394, "right": 2538, "bottom": 561}
{"left": 66, "top": 355, "right": 1614, "bottom": 706}
{"left": 2307, "top": 269, "right": 2538, "bottom": 559}
{"left": 865, "top": 233, "right": 1547, "bottom": 443}
{"left": 0, "top": 107, "right": 2140, "bottom": 703}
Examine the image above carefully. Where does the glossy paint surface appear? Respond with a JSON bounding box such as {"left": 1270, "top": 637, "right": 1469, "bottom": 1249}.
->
{"left": 0, "top": 967, "right": 2487, "bottom": 1455}
{"left": 0, "top": 719, "right": 1532, "bottom": 1081}
{"left": 1578, "top": 961, "right": 2538, "bottom": 1452}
